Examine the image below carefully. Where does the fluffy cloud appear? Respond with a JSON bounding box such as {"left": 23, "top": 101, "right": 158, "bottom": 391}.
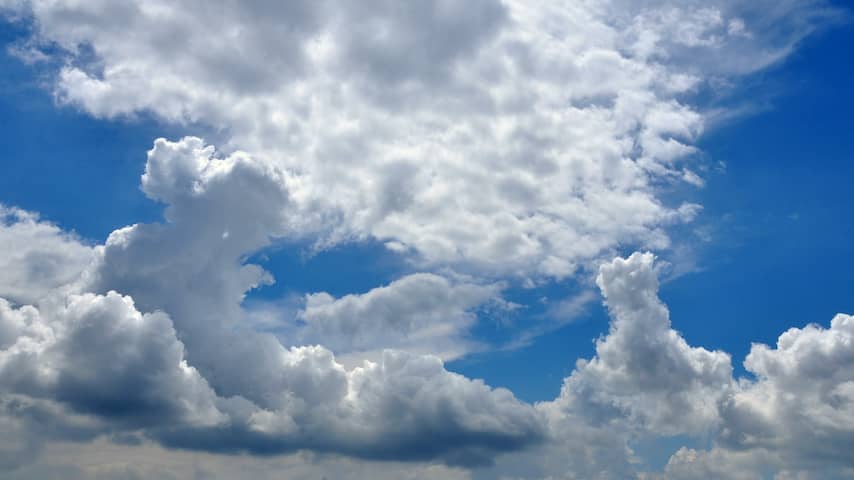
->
{"left": 485, "top": 253, "right": 854, "bottom": 479}
{"left": 716, "top": 313, "right": 854, "bottom": 475}
{"left": 4, "top": 0, "right": 801, "bottom": 278}
{"left": 0, "top": 292, "right": 224, "bottom": 427}
{"left": 0, "top": 290, "right": 225, "bottom": 469}
{"left": 295, "top": 273, "right": 501, "bottom": 362}
{"left": 0, "top": 206, "right": 94, "bottom": 305}
{"left": 0, "top": 297, "right": 545, "bottom": 467}
{"left": 0, "top": 137, "right": 545, "bottom": 469}
{"left": 549, "top": 252, "right": 733, "bottom": 435}
{"left": 647, "top": 447, "right": 774, "bottom": 480}
{"left": 0, "top": 231, "right": 852, "bottom": 477}
{"left": 0, "top": 290, "right": 544, "bottom": 469}
{"left": 147, "top": 348, "right": 545, "bottom": 467}
{"left": 0, "top": 0, "right": 848, "bottom": 477}
{"left": 650, "top": 444, "right": 854, "bottom": 480}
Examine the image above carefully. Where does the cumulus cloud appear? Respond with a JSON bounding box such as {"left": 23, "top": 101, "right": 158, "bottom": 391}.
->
{"left": 0, "top": 290, "right": 545, "bottom": 469}
{"left": 484, "top": 253, "right": 854, "bottom": 479}
{"left": 4, "top": 0, "right": 809, "bottom": 278}
{"left": 491, "top": 252, "right": 736, "bottom": 479}
{"left": 0, "top": 296, "right": 545, "bottom": 467}
{"left": 552, "top": 252, "right": 733, "bottom": 435}
{"left": 717, "top": 313, "right": 854, "bottom": 475}
{"left": 0, "top": 206, "right": 94, "bottom": 304}
{"left": 0, "top": 292, "right": 224, "bottom": 427}
{"left": 647, "top": 447, "right": 774, "bottom": 480}
{"left": 0, "top": 0, "right": 849, "bottom": 478}
{"left": 295, "top": 273, "right": 502, "bottom": 362}
{"left": 0, "top": 221, "right": 852, "bottom": 478}
{"left": 0, "top": 137, "right": 545, "bottom": 469}
{"left": 21, "top": 0, "right": 829, "bottom": 280}
{"left": 0, "top": 290, "right": 224, "bottom": 471}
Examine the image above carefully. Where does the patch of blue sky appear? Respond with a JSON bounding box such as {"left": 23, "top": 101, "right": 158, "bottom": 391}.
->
{"left": 660, "top": 21, "right": 854, "bottom": 377}
{"left": 1, "top": 20, "right": 167, "bottom": 241}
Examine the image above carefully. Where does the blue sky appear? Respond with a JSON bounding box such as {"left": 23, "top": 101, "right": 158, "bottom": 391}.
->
{"left": 0, "top": 2, "right": 852, "bottom": 479}
{"left": 3, "top": 13, "right": 851, "bottom": 402}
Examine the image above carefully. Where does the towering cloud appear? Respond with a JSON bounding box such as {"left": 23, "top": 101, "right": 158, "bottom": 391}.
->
{"left": 548, "top": 253, "right": 734, "bottom": 436}
{"left": 0, "top": 141, "right": 546, "bottom": 468}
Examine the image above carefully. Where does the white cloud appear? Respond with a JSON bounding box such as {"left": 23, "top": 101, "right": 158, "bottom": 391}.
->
{"left": 0, "top": 139, "right": 545, "bottom": 468}
{"left": 487, "top": 253, "right": 854, "bottom": 479}
{"left": 296, "top": 273, "right": 502, "bottom": 363}
{"left": 5, "top": 0, "right": 804, "bottom": 278}
{"left": 0, "top": 0, "right": 848, "bottom": 477}
{"left": 0, "top": 238, "right": 852, "bottom": 477}
{"left": 717, "top": 313, "right": 854, "bottom": 474}
{"left": 647, "top": 447, "right": 772, "bottom": 480}
{"left": 30, "top": 0, "right": 828, "bottom": 280}
{"left": 549, "top": 252, "right": 733, "bottom": 436}
{"left": 0, "top": 206, "right": 94, "bottom": 305}
{"left": 0, "top": 290, "right": 546, "bottom": 468}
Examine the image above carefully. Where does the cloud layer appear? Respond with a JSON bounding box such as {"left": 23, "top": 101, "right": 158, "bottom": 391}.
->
{"left": 1, "top": 0, "right": 791, "bottom": 278}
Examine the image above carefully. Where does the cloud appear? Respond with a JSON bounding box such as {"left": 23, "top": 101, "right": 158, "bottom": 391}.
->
{"left": 0, "top": 290, "right": 545, "bottom": 469}
{"left": 717, "top": 313, "right": 854, "bottom": 474}
{"left": 0, "top": 137, "right": 545, "bottom": 468}
{"left": 549, "top": 252, "right": 733, "bottom": 436}
{"left": 2, "top": 438, "right": 474, "bottom": 480}
{"left": 648, "top": 447, "right": 773, "bottom": 480}
{"left": 0, "top": 292, "right": 225, "bottom": 428}
{"left": 0, "top": 0, "right": 848, "bottom": 477}
{"left": 154, "top": 349, "right": 544, "bottom": 467}
{"left": 485, "top": 253, "right": 854, "bottom": 479}
{"left": 0, "top": 206, "right": 94, "bottom": 305}
{"left": 0, "top": 237, "right": 852, "bottom": 477}
{"left": 6, "top": 0, "right": 819, "bottom": 278}
{"left": 296, "top": 272, "right": 502, "bottom": 362}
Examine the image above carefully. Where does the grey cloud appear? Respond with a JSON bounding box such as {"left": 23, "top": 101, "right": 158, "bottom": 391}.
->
{"left": 1, "top": 438, "right": 474, "bottom": 480}
{"left": 153, "top": 350, "right": 544, "bottom": 467}
{"left": 0, "top": 293, "right": 225, "bottom": 428}
{"left": 0, "top": 292, "right": 544, "bottom": 469}
{"left": 2, "top": 241, "right": 853, "bottom": 477}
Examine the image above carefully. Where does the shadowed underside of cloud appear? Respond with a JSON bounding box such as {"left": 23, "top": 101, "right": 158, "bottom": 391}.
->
{"left": 1, "top": 203, "right": 853, "bottom": 477}
{"left": 0, "top": 0, "right": 851, "bottom": 478}
{"left": 0, "top": 278, "right": 545, "bottom": 468}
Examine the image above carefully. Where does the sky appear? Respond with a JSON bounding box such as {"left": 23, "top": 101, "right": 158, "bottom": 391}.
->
{"left": 0, "top": 1, "right": 852, "bottom": 479}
